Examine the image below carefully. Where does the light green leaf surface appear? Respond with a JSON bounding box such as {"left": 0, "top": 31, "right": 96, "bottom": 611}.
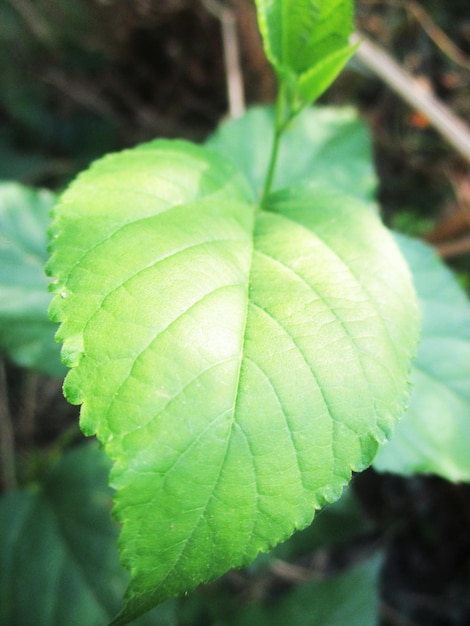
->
{"left": 296, "top": 43, "right": 358, "bottom": 104}
{"left": 0, "top": 182, "right": 65, "bottom": 376}
{"left": 207, "top": 105, "right": 377, "bottom": 202}
{"left": 255, "top": 0, "right": 356, "bottom": 106}
{"left": 0, "top": 443, "right": 176, "bottom": 626}
{"left": 374, "top": 235, "right": 470, "bottom": 481}
{"left": 47, "top": 140, "right": 418, "bottom": 623}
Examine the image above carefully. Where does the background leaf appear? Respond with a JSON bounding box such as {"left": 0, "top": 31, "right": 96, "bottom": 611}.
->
{"left": 0, "top": 443, "right": 176, "bottom": 626}
{"left": 47, "top": 140, "right": 418, "bottom": 624}
{"left": 179, "top": 552, "right": 383, "bottom": 626}
{"left": 207, "top": 105, "right": 377, "bottom": 202}
{"left": 229, "top": 553, "right": 382, "bottom": 626}
{"left": 373, "top": 235, "right": 470, "bottom": 481}
{"left": 0, "top": 182, "right": 65, "bottom": 376}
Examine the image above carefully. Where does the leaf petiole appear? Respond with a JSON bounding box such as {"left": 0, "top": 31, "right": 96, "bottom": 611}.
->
{"left": 262, "top": 84, "right": 293, "bottom": 200}
{"left": 261, "top": 80, "right": 309, "bottom": 201}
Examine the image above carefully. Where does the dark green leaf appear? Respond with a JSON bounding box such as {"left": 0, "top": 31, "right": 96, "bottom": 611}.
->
{"left": 0, "top": 443, "right": 176, "bottom": 626}
{"left": 374, "top": 235, "right": 470, "bottom": 481}
{"left": 0, "top": 182, "right": 65, "bottom": 376}
{"left": 179, "top": 552, "right": 383, "bottom": 626}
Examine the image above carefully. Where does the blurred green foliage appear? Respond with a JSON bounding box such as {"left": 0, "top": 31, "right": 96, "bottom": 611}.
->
{"left": 0, "top": 0, "right": 119, "bottom": 187}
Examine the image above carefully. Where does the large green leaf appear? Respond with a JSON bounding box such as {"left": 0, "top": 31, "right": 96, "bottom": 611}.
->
{"left": 255, "top": 0, "right": 356, "bottom": 106}
{"left": 0, "top": 182, "right": 65, "bottom": 376}
{"left": 374, "top": 235, "right": 470, "bottom": 481}
{"left": 47, "top": 140, "right": 418, "bottom": 624}
{"left": 207, "top": 105, "right": 377, "bottom": 202}
{"left": 0, "top": 443, "right": 176, "bottom": 626}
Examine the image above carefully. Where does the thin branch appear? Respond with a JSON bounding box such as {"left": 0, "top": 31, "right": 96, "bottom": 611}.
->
{"left": 351, "top": 32, "right": 470, "bottom": 163}
{"left": 6, "top": 0, "right": 53, "bottom": 48}
{"left": 269, "top": 558, "right": 323, "bottom": 583}
{"left": 0, "top": 360, "right": 17, "bottom": 491}
{"left": 361, "top": 0, "right": 470, "bottom": 71}
{"left": 43, "top": 68, "right": 125, "bottom": 126}
{"left": 202, "top": 0, "right": 245, "bottom": 118}
{"left": 407, "top": 1, "right": 470, "bottom": 71}
{"left": 433, "top": 236, "right": 470, "bottom": 258}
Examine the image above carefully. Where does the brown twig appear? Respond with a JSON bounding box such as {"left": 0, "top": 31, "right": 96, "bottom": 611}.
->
{"left": 433, "top": 236, "right": 470, "bottom": 258}
{"left": 361, "top": 0, "right": 470, "bottom": 71}
{"left": 351, "top": 32, "right": 470, "bottom": 163}
{"left": 426, "top": 174, "right": 470, "bottom": 257}
{"left": 201, "top": 0, "right": 245, "bottom": 118}
{"left": 43, "top": 68, "right": 125, "bottom": 127}
{"left": 269, "top": 558, "right": 323, "bottom": 583}
{"left": 5, "top": 0, "right": 53, "bottom": 48}
{"left": 407, "top": 1, "right": 470, "bottom": 72}
{"left": 0, "top": 360, "right": 17, "bottom": 491}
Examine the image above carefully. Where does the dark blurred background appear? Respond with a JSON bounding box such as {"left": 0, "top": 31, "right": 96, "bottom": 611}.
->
{"left": 1, "top": 1, "right": 468, "bottom": 212}
{"left": 2, "top": 0, "right": 470, "bottom": 266}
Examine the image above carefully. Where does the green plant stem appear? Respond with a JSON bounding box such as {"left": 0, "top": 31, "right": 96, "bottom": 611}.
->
{"left": 262, "top": 86, "right": 290, "bottom": 200}
{"left": 262, "top": 127, "right": 282, "bottom": 199}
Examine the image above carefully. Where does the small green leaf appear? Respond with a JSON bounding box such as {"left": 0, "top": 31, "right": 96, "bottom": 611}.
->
{"left": 207, "top": 105, "right": 377, "bottom": 202}
{"left": 47, "top": 140, "right": 418, "bottom": 624}
{"left": 0, "top": 182, "right": 65, "bottom": 376}
{"left": 296, "top": 44, "right": 358, "bottom": 104}
{"left": 374, "top": 235, "right": 470, "bottom": 481}
{"left": 255, "top": 0, "right": 356, "bottom": 106}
